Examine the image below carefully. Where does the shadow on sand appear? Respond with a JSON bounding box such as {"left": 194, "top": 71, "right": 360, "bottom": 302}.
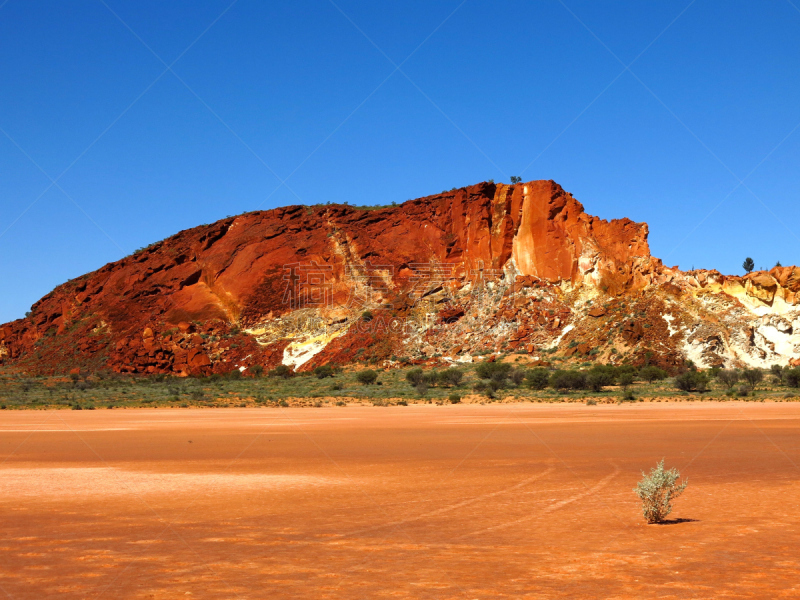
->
{"left": 654, "top": 518, "right": 699, "bottom": 525}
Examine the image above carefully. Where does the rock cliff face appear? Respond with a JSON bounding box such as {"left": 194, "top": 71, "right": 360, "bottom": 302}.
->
{"left": 1, "top": 180, "right": 798, "bottom": 375}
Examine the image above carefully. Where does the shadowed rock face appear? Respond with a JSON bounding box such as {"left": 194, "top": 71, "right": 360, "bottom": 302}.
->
{"left": 1, "top": 180, "right": 798, "bottom": 375}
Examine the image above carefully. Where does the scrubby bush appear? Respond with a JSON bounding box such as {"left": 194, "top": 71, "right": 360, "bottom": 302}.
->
{"left": 770, "top": 364, "right": 784, "bottom": 383}
{"left": 585, "top": 365, "right": 616, "bottom": 391}
{"left": 268, "top": 365, "right": 293, "bottom": 379}
{"left": 586, "top": 371, "right": 607, "bottom": 392}
{"left": 674, "top": 371, "right": 709, "bottom": 392}
{"left": 361, "top": 310, "right": 374, "bottom": 322}
{"left": 717, "top": 369, "right": 739, "bottom": 389}
{"left": 249, "top": 365, "right": 264, "bottom": 377}
{"left": 439, "top": 368, "right": 463, "bottom": 387}
{"left": 639, "top": 366, "right": 668, "bottom": 383}
{"left": 315, "top": 365, "right": 334, "bottom": 379}
{"left": 356, "top": 370, "right": 378, "bottom": 385}
{"left": 448, "top": 393, "right": 461, "bottom": 404}
{"left": 737, "top": 384, "right": 750, "bottom": 397}
{"left": 634, "top": 460, "right": 688, "bottom": 524}
{"left": 549, "top": 370, "right": 586, "bottom": 391}
{"left": 742, "top": 369, "right": 764, "bottom": 389}
{"left": 508, "top": 369, "right": 526, "bottom": 387}
{"left": 406, "top": 368, "right": 425, "bottom": 386}
{"left": 786, "top": 368, "right": 800, "bottom": 388}
{"left": 475, "top": 361, "right": 512, "bottom": 380}
{"left": 526, "top": 368, "right": 550, "bottom": 390}
{"left": 586, "top": 398, "right": 597, "bottom": 406}
{"left": 618, "top": 373, "right": 634, "bottom": 390}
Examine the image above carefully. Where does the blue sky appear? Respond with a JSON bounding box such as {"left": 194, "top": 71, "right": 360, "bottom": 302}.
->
{"left": 1, "top": 0, "right": 799, "bottom": 323}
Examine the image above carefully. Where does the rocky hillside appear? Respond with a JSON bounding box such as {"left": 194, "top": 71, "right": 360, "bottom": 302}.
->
{"left": 1, "top": 180, "right": 799, "bottom": 376}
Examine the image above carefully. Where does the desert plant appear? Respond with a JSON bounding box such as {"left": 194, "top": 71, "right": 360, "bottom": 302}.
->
{"left": 248, "top": 365, "right": 264, "bottom": 377}
{"left": 786, "top": 368, "right": 800, "bottom": 388}
{"left": 475, "top": 361, "right": 512, "bottom": 380}
{"left": 508, "top": 369, "right": 526, "bottom": 386}
{"left": 618, "top": 372, "right": 634, "bottom": 390}
{"left": 510, "top": 175, "right": 522, "bottom": 183}
{"left": 315, "top": 365, "right": 334, "bottom": 379}
{"left": 439, "top": 368, "right": 463, "bottom": 387}
{"left": 770, "top": 364, "right": 784, "bottom": 382}
{"left": 674, "top": 371, "right": 709, "bottom": 392}
{"left": 405, "top": 368, "right": 425, "bottom": 386}
{"left": 268, "top": 364, "right": 293, "bottom": 379}
{"left": 742, "top": 369, "right": 764, "bottom": 389}
{"left": 448, "top": 393, "right": 461, "bottom": 404}
{"left": 743, "top": 257, "right": 755, "bottom": 274}
{"left": 361, "top": 310, "right": 374, "bottom": 322}
{"left": 586, "top": 398, "right": 597, "bottom": 406}
{"left": 585, "top": 371, "right": 607, "bottom": 392}
{"left": 717, "top": 369, "right": 739, "bottom": 389}
{"left": 549, "top": 370, "right": 587, "bottom": 391}
{"left": 633, "top": 460, "right": 688, "bottom": 524}
{"left": 639, "top": 366, "right": 667, "bottom": 383}
{"left": 526, "top": 368, "right": 550, "bottom": 390}
{"left": 356, "top": 369, "right": 378, "bottom": 385}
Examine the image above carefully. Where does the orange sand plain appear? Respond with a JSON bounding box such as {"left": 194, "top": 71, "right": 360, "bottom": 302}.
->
{"left": 1, "top": 403, "right": 799, "bottom": 599}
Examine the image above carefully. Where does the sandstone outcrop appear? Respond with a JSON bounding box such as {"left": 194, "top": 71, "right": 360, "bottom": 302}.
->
{"left": 1, "top": 179, "right": 798, "bottom": 375}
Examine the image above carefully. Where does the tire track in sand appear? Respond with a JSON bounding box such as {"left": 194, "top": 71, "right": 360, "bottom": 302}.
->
{"left": 457, "top": 463, "right": 620, "bottom": 539}
{"left": 345, "top": 464, "right": 556, "bottom": 537}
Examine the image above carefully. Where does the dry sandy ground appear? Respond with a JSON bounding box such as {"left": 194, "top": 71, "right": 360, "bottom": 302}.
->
{"left": 1, "top": 403, "right": 799, "bottom": 599}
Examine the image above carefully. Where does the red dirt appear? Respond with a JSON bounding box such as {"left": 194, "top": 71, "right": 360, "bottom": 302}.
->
{"left": 2, "top": 403, "right": 800, "bottom": 598}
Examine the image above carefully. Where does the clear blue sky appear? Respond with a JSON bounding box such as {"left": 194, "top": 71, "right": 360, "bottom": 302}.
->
{"left": 2, "top": 0, "right": 799, "bottom": 323}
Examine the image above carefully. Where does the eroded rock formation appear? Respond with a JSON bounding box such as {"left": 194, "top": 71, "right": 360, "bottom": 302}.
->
{"left": 1, "top": 180, "right": 798, "bottom": 375}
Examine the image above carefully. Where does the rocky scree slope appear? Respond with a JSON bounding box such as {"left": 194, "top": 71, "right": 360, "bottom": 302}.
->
{"left": 1, "top": 180, "right": 798, "bottom": 376}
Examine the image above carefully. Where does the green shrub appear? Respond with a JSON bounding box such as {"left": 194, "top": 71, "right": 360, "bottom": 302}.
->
{"left": 786, "top": 368, "right": 800, "bottom": 388}
{"left": 586, "top": 398, "right": 597, "bottom": 406}
{"left": 475, "top": 361, "right": 512, "bottom": 380}
{"left": 717, "top": 369, "right": 739, "bottom": 389}
{"left": 549, "top": 370, "right": 587, "bottom": 391}
{"left": 742, "top": 369, "right": 764, "bottom": 389}
{"left": 361, "top": 310, "right": 374, "bottom": 322}
{"left": 356, "top": 370, "right": 378, "bottom": 385}
{"left": 618, "top": 373, "right": 634, "bottom": 390}
{"left": 315, "top": 365, "right": 334, "bottom": 379}
{"left": 406, "top": 368, "right": 425, "bottom": 386}
{"left": 525, "top": 368, "right": 550, "bottom": 390}
{"left": 674, "top": 371, "right": 709, "bottom": 392}
{"left": 439, "top": 368, "right": 463, "bottom": 387}
{"left": 248, "top": 365, "right": 264, "bottom": 377}
{"left": 639, "top": 366, "right": 667, "bottom": 383}
{"left": 448, "top": 393, "right": 461, "bottom": 404}
{"left": 508, "top": 369, "right": 526, "bottom": 387}
{"left": 633, "top": 460, "right": 688, "bottom": 524}
{"left": 269, "top": 365, "right": 293, "bottom": 379}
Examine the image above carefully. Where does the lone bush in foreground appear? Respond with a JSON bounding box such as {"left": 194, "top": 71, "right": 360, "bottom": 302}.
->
{"left": 634, "top": 460, "right": 688, "bottom": 524}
